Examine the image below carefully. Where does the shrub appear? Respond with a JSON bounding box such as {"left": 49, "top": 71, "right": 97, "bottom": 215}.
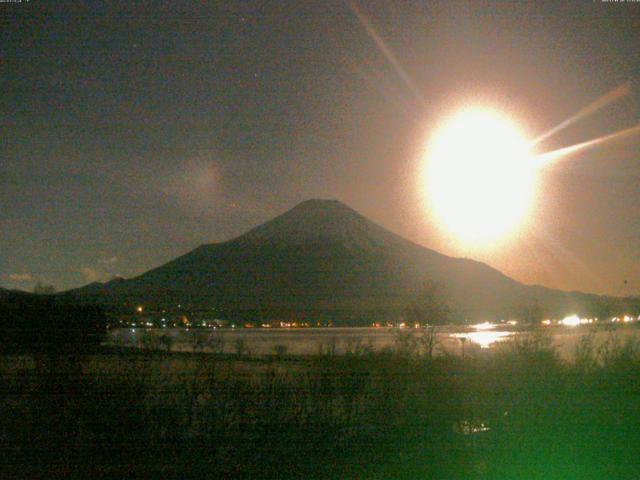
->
{"left": 598, "top": 331, "right": 640, "bottom": 371}
{"left": 207, "top": 333, "right": 226, "bottom": 354}
{"left": 159, "top": 334, "right": 174, "bottom": 352}
{"left": 344, "top": 336, "right": 372, "bottom": 357}
{"left": 233, "top": 338, "right": 247, "bottom": 357}
{"left": 574, "top": 332, "right": 599, "bottom": 374}
{"left": 140, "top": 330, "right": 161, "bottom": 350}
{"left": 272, "top": 343, "right": 288, "bottom": 357}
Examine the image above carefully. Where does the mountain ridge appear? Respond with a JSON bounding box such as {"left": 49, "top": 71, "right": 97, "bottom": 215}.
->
{"left": 67, "top": 199, "right": 618, "bottom": 323}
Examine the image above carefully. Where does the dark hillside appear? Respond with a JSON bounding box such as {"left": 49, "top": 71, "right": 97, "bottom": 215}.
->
{"left": 68, "top": 200, "right": 614, "bottom": 323}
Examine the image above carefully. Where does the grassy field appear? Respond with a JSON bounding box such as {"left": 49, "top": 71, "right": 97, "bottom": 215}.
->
{"left": 2, "top": 330, "right": 640, "bottom": 479}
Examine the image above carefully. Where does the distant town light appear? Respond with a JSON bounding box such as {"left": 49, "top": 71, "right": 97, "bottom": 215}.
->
{"left": 560, "top": 314, "right": 580, "bottom": 327}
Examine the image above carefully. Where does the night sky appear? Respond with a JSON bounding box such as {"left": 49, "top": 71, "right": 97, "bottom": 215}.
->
{"left": 2, "top": 0, "right": 639, "bottom": 295}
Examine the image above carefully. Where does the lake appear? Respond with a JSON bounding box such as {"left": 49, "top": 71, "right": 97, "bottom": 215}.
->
{"left": 107, "top": 323, "right": 640, "bottom": 360}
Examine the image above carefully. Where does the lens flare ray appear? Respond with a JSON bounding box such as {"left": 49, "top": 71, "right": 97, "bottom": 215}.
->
{"left": 536, "top": 122, "right": 640, "bottom": 166}
{"left": 347, "top": 1, "right": 427, "bottom": 109}
{"left": 531, "top": 82, "right": 631, "bottom": 146}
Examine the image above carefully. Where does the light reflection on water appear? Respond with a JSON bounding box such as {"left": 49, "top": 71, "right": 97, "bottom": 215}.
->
{"left": 451, "top": 331, "right": 514, "bottom": 349}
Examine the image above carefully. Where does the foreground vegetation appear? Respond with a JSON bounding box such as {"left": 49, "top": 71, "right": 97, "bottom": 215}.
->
{"left": 2, "top": 331, "right": 640, "bottom": 479}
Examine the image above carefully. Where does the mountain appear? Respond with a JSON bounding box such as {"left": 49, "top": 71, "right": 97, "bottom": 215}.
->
{"left": 68, "top": 199, "right": 612, "bottom": 323}
{"left": 0, "top": 287, "right": 36, "bottom": 302}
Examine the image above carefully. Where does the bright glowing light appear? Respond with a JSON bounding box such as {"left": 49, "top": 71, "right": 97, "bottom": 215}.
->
{"left": 425, "top": 108, "right": 537, "bottom": 246}
{"left": 560, "top": 314, "right": 580, "bottom": 327}
{"left": 453, "top": 331, "right": 513, "bottom": 349}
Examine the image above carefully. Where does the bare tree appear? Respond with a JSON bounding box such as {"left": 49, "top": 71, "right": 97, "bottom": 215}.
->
{"left": 515, "top": 301, "right": 544, "bottom": 325}
{"left": 417, "top": 326, "right": 440, "bottom": 360}
{"left": 404, "top": 281, "right": 451, "bottom": 326}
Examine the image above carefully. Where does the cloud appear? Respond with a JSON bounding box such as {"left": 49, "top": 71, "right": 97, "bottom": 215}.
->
{"left": 81, "top": 256, "right": 120, "bottom": 285}
{"left": 165, "top": 155, "right": 227, "bottom": 215}
{"left": 80, "top": 267, "right": 100, "bottom": 283}
{"left": 8, "top": 273, "right": 32, "bottom": 282}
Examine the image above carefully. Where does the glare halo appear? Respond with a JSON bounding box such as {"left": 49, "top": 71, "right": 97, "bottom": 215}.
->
{"left": 425, "top": 108, "right": 537, "bottom": 247}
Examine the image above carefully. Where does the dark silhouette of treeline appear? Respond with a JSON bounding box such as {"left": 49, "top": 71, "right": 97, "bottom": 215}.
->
{"left": 0, "top": 288, "right": 107, "bottom": 353}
